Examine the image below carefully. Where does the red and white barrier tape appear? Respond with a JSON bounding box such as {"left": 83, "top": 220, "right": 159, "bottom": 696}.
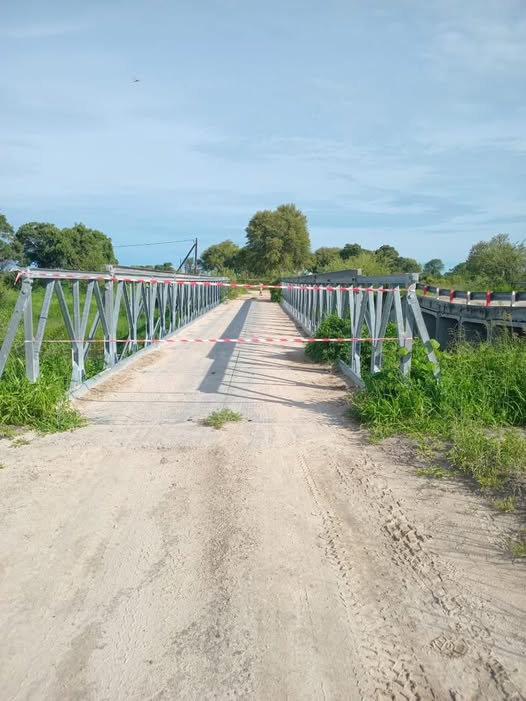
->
{"left": 26, "top": 336, "right": 408, "bottom": 345}
{"left": 14, "top": 270, "right": 401, "bottom": 293}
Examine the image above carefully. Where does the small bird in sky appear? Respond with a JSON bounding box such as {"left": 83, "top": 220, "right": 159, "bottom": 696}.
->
{"left": 133, "top": 77, "right": 140, "bottom": 83}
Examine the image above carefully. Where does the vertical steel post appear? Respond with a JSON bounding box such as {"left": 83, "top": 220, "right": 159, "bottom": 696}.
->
{"left": 23, "top": 278, "right": 38, "bottom": 382}
{"left": 104, "top": 279, "right": 117, "bottom": 367}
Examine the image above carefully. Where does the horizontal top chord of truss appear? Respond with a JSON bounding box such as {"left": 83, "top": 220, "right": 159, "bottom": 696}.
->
{"left": 14, "top": 268, "right": 405, "bottom": 293}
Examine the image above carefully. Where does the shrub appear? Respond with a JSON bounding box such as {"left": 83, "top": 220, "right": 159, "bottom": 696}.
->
{"left": 305, "top": 313, "right": 351, "bottom": 363}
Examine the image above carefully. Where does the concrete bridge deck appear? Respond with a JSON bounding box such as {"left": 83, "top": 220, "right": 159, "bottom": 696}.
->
{"left": 1, "top": 294, "right": 525, "bottom": 700}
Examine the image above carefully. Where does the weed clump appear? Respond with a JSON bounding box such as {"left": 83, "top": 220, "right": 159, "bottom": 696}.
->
{"left": 0, "top": 358, "right": 84, "bottom": 433}
{"left": 203, "top": 408, "right": 243, "bottom": 429}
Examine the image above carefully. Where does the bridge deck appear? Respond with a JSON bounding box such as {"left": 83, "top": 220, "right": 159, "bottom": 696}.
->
{"left": 1, "top": 294, "right": 525, "bottom": 700}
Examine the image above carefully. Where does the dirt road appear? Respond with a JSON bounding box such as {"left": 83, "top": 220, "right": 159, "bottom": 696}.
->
{"left": 1, "top": 295, "right": 525, "bottom": 700}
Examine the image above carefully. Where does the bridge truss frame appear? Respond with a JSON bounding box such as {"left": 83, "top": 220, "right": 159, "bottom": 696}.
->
{"left": 282, "top": 280, "right": 440, "bottom": 386}
{"left": 0, "top": 267, "right": 227, "bottom": 388}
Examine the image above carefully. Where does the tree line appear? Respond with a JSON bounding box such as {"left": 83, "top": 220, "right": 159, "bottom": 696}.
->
{"left": 2, "top": 206, "right": 525, "bottom": 290}
{"left": 200, "top": 204, "right": 526, "bottom": 290}
{"left": 0, "top": 214, "right": 117, "bottom": 271}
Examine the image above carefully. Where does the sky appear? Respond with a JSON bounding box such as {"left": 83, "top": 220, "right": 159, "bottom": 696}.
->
{"left": 1, "top": 0, "right": 525, "bottom": 270}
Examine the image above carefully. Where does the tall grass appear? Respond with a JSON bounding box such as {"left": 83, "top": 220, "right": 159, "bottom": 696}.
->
{"left": 0, "top": 275, "right": 85, "bottom": 432}
{"left": 302, "top": 308, "right": 526, "bottom": 493}
{"left": 351, "top": 335, "right": 526, "bottom": 437}
{"left": 349, "top": 333, "right": 526, "bottom": 491}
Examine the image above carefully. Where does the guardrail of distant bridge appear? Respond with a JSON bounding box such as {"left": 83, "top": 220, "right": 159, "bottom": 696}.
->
{"left": 416, "top": 283, "right": 526, "bottom": 307}
{"left": 0, "top": 266, "right": 228, "bottom": 387}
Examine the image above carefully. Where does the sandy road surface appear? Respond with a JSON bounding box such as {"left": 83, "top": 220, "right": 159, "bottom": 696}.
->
{"left": 1, "top": 295, "right": 525, "bottom": 700}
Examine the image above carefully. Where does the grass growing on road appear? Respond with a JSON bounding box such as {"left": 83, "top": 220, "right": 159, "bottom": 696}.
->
{"left": 507, "top": 531, "right": 526, "bottom": 559}
{"left": 203, "top": 408, "right": 243, "bottom": 429}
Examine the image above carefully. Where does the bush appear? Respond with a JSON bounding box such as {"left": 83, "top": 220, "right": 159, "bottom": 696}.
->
{"left": 305, "top": 313, "right": 351, "bottom": 363}
{"left": 270, "top": 279, "right": 283, "bottom": 303}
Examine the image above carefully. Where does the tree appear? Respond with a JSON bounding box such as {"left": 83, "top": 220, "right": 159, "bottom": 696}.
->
{"left": 464, "top": 234, "right": 526, "bottom": 286}
{"left": 200, "top": 240, "right": 240, "bottom": 273}
{"left": 15, "top": 221, "right": 117, "bottom": 270}
{"left": 340, "top": 243, "right": 363, "bottom": 260}
{"left": 375, "top": 245, "right": 400, "bottom": 271}
{"left": 346, "top": 251, "right": 392, "bottom": 276}
{"left": 397, "top": 257, "right": 422, "bottom": 273}
{"left": 312, "top": 247, "right": 342, "bottom": 272}
{"left": 153, "top": 262, "right": 175, "bottom": 272}
{"left": 423, "top": 258, "right": 444, "bottom": 278}
{"left": 0, "top": 213, "right": 22, "bottom": 269}
{"left": 244, "top": 203, "right": 311, "bottom": 275}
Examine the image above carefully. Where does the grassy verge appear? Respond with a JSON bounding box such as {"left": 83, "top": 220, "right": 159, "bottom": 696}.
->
{"left": 0, "top": 276, "right": 96, "bottom": 432}
{"left": 350, "top": 334, "right": 526, "bottom": 493}
{"left": 306, "top": 313, "right": 526, "bottom": 547}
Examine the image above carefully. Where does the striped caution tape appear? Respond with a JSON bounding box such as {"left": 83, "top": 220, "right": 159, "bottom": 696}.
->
{"left": 26, "top": 336, "right": 408, "bottom": 345}
{"left": 15, "top": 270, "right": 402, "bottom": 293}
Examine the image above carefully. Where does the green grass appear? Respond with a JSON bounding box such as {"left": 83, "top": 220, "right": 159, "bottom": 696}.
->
{"left": 494, "top": 497, "right": 516, "bottom": 513}
{"left": 449, "top": 425, "right": 526, "bottom": 490}
{"left": 415, "top": 465, "right": 450, "bottom": 479}
{"left": 203, "top": 408, "right": 243, "bottom": 429}
{"left": 339, "top": 329, "right": 526, "bottom": 494}
{"left": 0, "top": 275, "right": 94, "bottom": 432}
{"left": 224, "top": 286, "right": 247, "bottom": 301}
{"left": 11, "top": 437, "right": 30, "bottom": 447}
{"left": 0, "top": 425, "right": 17, "bottom": 440}
{"left": 506, "top": 531, "right": 526, "bottom": 559}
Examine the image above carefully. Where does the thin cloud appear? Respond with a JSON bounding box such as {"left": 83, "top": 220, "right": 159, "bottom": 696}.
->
{"left": 2, "top": 21, "right": 86, "bottom": 39}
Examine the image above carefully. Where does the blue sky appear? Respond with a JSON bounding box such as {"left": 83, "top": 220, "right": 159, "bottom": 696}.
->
{"left": 1, "top": 0, "right": 525, "bottom": 270}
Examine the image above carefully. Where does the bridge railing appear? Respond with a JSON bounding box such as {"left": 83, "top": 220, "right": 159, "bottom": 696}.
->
{"left": 280, "top": 273, "right": 439, "bottom": 386}
{"left": 416, "top": 283, "right": 526, "bottom": 307}
{"left": 0, "top": 267, "right": 227, "bottom": 388}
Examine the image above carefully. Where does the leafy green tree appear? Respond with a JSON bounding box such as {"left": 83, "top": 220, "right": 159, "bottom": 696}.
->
{"left": 396, "top": 257, "right": 422, "bottom": 273}
{"left": 200, "top": 240, "right": 240, "bottom": 273}
{"left": 375, "top": 245, "right": 400, "bottom": 271}
{"left": 0, "top": 213, "right": 22, "bottom": 269}
{"left": 340, "top": 243, "right": 363, "bottom": 260}
{"left": 244, "top": 204, "right": 311, "bottom": 275}
{"left": 423, "top": 258, "right": 444, "bottom": 277}
{"left": 346, "top": 251, "right": 392, "bottom": 276}
{"left": 464, "top": 234, "right": 526, "bottom": 286}
{"left": 15, "top": 221, "right": 117, "bottom": 270}
{"left": 312, "top": 247, "right": 342, "bottom": 272}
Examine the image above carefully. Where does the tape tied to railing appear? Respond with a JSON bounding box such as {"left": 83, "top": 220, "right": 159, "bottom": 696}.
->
{"left": 14, "top": 270, "right": 403, "bottom": 293}
{"left": 25, "top": 336, "right": 411, "bottom": 345}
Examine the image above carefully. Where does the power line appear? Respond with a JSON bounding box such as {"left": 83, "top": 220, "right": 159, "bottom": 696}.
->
{"left": 114, "top": 238, "right": 195, "bottom": 249}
